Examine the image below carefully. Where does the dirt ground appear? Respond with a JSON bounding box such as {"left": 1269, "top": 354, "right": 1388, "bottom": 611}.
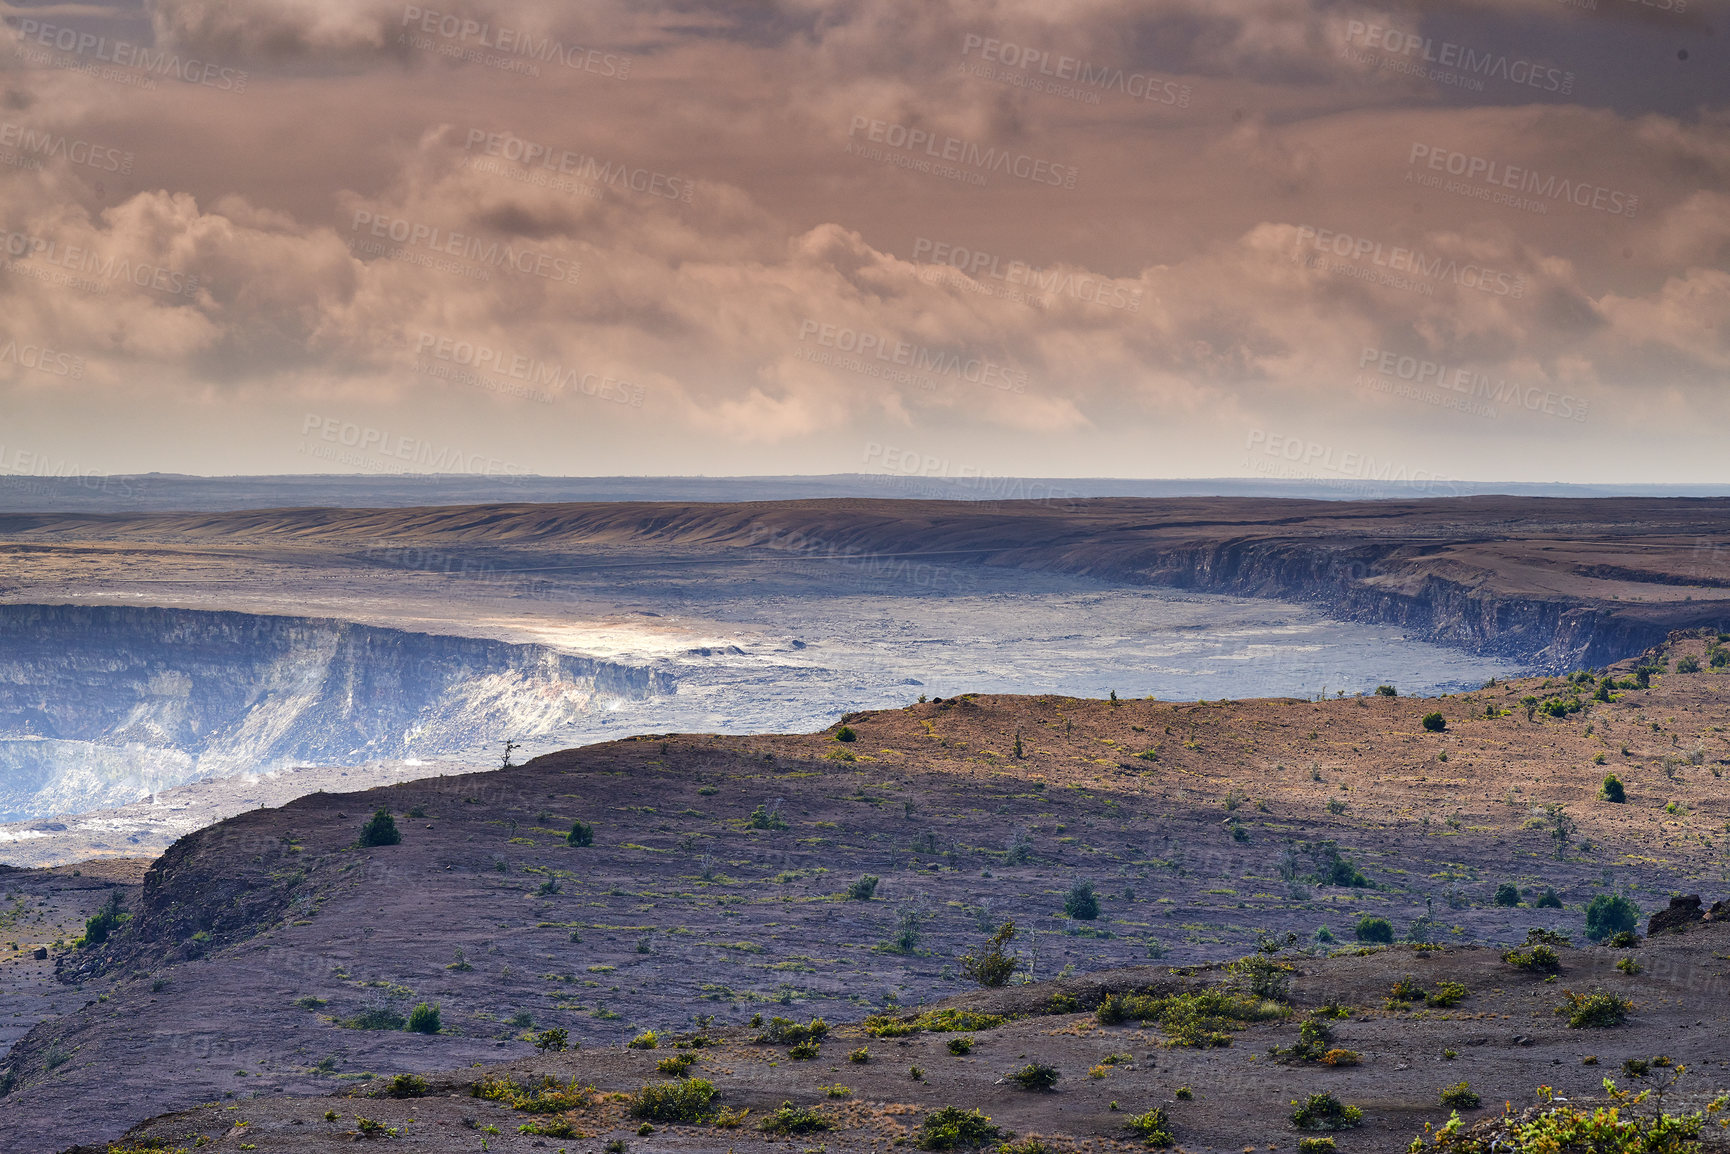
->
{"left": 5, "top": 634, "right": 1730, "bottom": 1152}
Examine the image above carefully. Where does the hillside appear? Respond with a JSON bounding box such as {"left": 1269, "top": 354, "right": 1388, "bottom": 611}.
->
{"left": 3, "top": 496, "right": 1730, "bottom": 667}
{"left": 3, "top": 633, "right": 1730, "bottom": 1149}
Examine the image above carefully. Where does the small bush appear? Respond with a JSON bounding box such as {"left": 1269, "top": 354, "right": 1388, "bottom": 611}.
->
{"left": 1320, "top": 1049, "right": 1361, "bottom": 1067}
{"left": 1677, "top": 654, "right": 1701, "bottom": 673}
{"left": 1601, "top": 775, "right": 1626, "bottom": 803}
{"left": 519, "top": 1118, "right": 576, "bottom": 1138}
{"left": 631, "top": 1078, "right": 718, "bottom": 1122}
{"left": 753, "top": 1016, "right": 829, "bottom": 1045}
{"left": 1585, "top": 894, "right": 1640, "bottom": 942}
{"left": 1503, "top": 944, "right": 1561, "bottom": 974}
{"left": 567, "top": 821, "right": 593, "bottom": 847}
{"left": 1387, "top": 977, "right": 1426, "bottom": 1005}
{"left": 761, "top": 1102, "right": 831, "bottom": 1136}
{"left": 380, "top": 1074, "right": 427, "bottom": 1098}
{"left": 1557, "top": 989, "right": 1633, "bottom": 1028}
{"left": 1297, "top": 1140, "right": 1336, "bottom": 1154}
{"left": 1438, "top": 1081, "right": 1480, "bottom": 1109}
{"left": 656, "top": 1052, "right": 697, "bottom": 1077}
{"left": 406, "top": 1002, "right": 441, "bottom": 1034}
{"left": 1494, "top": 882, "right": 1520, "bottom": 907}
{"left": 789, "top": 1040, "right": 820, "bottom": 1060}
{"left": 1535, "top": 888, "right": 1563, "bottom": 909}
{"left": 1426, "top": 981, "right": 1469, "bottom": 1008}
{"left": 1064, "top": 880, "right": 1100, "bottom": 921}
{"left": 947, "top": 1037, "right": 973, "bottom": 1056}
{"left": 835, "top": 725, "right": 857, "bottom": 743}
{"left": 1375, "top": 685, "right": 1397, "bottom": 696}
{"left": 1124, "top": 1108, "right": 1174, "bottom": 1147}
{"left": 749, "top": 803, "right": 790, "bottom": 831}
{"left": 1007, "top": 1063, "right": 1060, "bottom": 1091}
{"left": 1422, "top": 713, "right": 1446, "bottom": 732}
{"left": 847, "top": 874, "right": 880, "bottom": 901}
{"left": 849, "top": 1047, "right": 869, "bottom": 1063}
{"left": 1615, "top": 956, "right": 1642, "bottom": 975}
{"left": 1608, "top": 930, "right": 1640, "bottom": 948}
{"left": 915, "top": 1107, "right": 1001, "bottom": 1150}
{"left": 473, "top": 1074, "right": 591, "bottom": 1113}
{"left": 535, "top": 1028, "right": 568, "bottom": 1052}
{"left": 358, "top": 808, "right": 401, "bottom": 848}
{"left": 628, "top": 1030, "right": 659, "bottom": 1049}
{"left": 1355, "top": 916, "right": 1394, "bottom": 944}
{"left": 960, "top": 921, "right": 1020, "bottom": 988}
{"left": 349, "top": 1008, "right": 406, "bottom": 1031}
{"left": 1175, "top": 1086, "right": 1193, "bottom": 1100}
{"left": 1290, "top": 1092, "right": 1363, "bottom": 1131}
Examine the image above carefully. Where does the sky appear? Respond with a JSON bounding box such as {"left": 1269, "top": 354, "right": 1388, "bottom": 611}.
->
{"left": 0, "top": 0, "right": 1724, "bottom": 483}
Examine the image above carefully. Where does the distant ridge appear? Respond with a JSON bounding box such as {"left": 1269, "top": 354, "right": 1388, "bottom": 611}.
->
{"left": 5, "top": 472, "right": 1730, "bottom": 513}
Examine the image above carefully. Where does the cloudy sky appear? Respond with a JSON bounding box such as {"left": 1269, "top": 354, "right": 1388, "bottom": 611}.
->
{"left": 0, "top": 0, "right": 1723, "bottom": 482}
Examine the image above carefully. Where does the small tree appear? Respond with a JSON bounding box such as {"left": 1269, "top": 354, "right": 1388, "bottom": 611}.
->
{"left": 892, "top": 906, "right": 923, "bottom": 954}
{"left": 847, "top": 875, "right": 879, "bottom": 901}
{"left": 359, "top": 807, "right": 402, "bottom": 848}
{"left": 1585, "top": 894, "right": 1640, "bottom": 942}
{"left": 406, "top": 1002, "right": 441, "bottom": 1034}
{"left": 835, "top": 726, "right": 857, "bottom": 743}
{"left": 959, "top": 921, "right": 1019, "bottom": 988}
{"left": 567, "top": 821, "right": 594, "bottom": 847}
{"left": 536, "top": 1028, "right": 569, "bottom": 1052}
{"left": 1064, "top": 880, "right": 1100, "bottom": 921}
{"left": 1601, "top": 774, "right": 1626, "bottom": 803}
{"left": 1421, "top": 713, "right": 1446, "bottom": 732}
{"left": 1375, "top": 685, "right": 1396, "bottom": 696}
{"left": 81, "top": 891, "right": 126, "bottom": 947}
{"left": 1494, "top": 882, "right": 1520, "bottom": 907}
{"left": 499, "top": 739, "right": 522, "bottom": 769}
{"left": 1547, "top": 803, "right": 1575, "bottom": 861}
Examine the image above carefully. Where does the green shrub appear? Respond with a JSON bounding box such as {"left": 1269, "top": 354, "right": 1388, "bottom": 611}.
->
{"left": 753, "top": 1016, "right": 829, "bottom": 1045}
{"left": 380, "top": 1073, "right": 427, "bottom": 1098}
{"left": 761, "top": 1102, "right": 832, "bottom": 1136}
{"left": 1064, "top": 881, "right": 1100, "bottom": 920}
{"left": 473, "top": 1074, "right": 591, "bottom": 1113}
{"left": 1601, "top": 775, "right": 1626, "bottom": 803}
{"left": 628, "top": 1030, "right": 659, "bottom": 1049}
{"left": 519, "top": 1118, "right": 576, "bottom": 1138}
{"left": 535, "top": 1028, "right": 568, "bottom": 1052}
{"left": 348, "top": 1008, "right": 406, "bottom": 1030}
{"left": 1375, "top": 685, "right": 1397, "bottom": 696}
{"left": 1355, "top": 916, "right": 1394, "bottom": 944}
{"left": 1557, "top": 989, "right": 1633, "bottom": 1028}
{"left": 567, "top": 821, "right": 593, "bottom": 847}
{"left": 1676, "top": 655, "right": 1701, "bottom": 673}
{"left": 1290, "top": 1092, "right": 1363, "bottom": 1131}
{"left": 915, "top": 1107, "right": 1001, "bottom": 1150}
{"left": 358, "top": 808, "right": 401, "bottom": 848}
{"left": 960, "top": 921, "right": 1020, "bottom": 988}
{"left": 847, "top": 874, "right": 879, "bottom": 901}
{"left": 864, "top": 1008, "right": 1002, "bottom": 1037}
{"left": 406, "top": 1002, "right": 441, "bottom": 1034}
{"left": 81, "top": 892, "right": 127, "bottom": 947}
{"left": 1387, "top": 977, "right": 1426, "bottom": 1006}
{"left": 947, "top": 1037, "right": 973, "bottom": 1056}
{"left": 1124, "top": 1108, "right": 1174, "bottom": 1147}
{"left": 1229, "top": 954, "right": 1295, "bottom": 1002}
{"left": 1438, "top": 1081, "right": 1480, "bottom": 1108}
{"left": 1608, "top": 930, "right": 1640, "bottom": 948}
{"left": 631, "top": 1078, "right": 718, "bottom": 1122}
{"left": 1503, "top": 944, "right": 1561, "bottom": 974}
{"left": 849, "top": 1047, "right": 869, "bottom": 1063}
{"left": 1422, "top": 713, "right": 1446, "bottom": 732}
{"left": 1007, "top": 1063, "right": 1060, "bottom": 1091}
{"left": 748, "top": 804, "right": 790, "bottom": 831}
{"left": 1585, "top": 894, "right": 1640, "bottom": 942}
{"left": 1426, "top": 981, "right": 1469, "bottom": 1008}
{"left": 835, "top": 726, "right": 857, "bottom": 743}
{"left": 657, "top": 1052, "right": 697, "bottom": 1077}
{"left": 1098, "top": 989, "right": 1283, "bottom": 1047}
{"left": 1296, "top": 1140, "right": 1336, "bottom": 1154}
{"left": 1494, "top": 882, "right": 1520, "bottom": 907}
{"left": 1615, "top": 956, "right": 1642, "bottom": 975}
{"left": 789, "top": 1040, "right": 820, "bottom": 1060}
{"left": 1535, "top": 888, "right": 1563, "bottom": 909}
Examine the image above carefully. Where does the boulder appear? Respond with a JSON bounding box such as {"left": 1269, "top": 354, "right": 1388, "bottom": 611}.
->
{"left": 1647, "top": 894, "right": 1705, "bottom": 935}
{"left": 1709, "top": 899, "right": 1730, "bottom": 921}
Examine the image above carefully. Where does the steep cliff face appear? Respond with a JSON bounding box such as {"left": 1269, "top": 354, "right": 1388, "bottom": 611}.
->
{"left": 0, "top": 604, "right": 673, "bottom": 821}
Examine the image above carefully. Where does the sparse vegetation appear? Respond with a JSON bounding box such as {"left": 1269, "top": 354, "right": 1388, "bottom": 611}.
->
{"left": 1290, "top": 1092, "right": 1363, "bottom": 1131}
{"left": 761, "top": 1102, "right": 831, "bottom": 1135}
{"left": 1124, "top": 1108, "right": 1175, "bottom": 1147}
{"left": 1006, "top": 1062, "right": 1060, "bottom": 1091}
{"left": 1557, "top": 989, "right": 1634, "bottom": 1028}
{"left": 915, "top": 1107, "right": 1001, "bottom": 1150}
{"left": 631, "top": 1078, "right": 718, "bottom": 1122}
